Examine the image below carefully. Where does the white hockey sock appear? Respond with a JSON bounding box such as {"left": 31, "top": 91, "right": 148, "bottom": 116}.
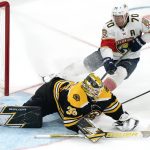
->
{"left": 104, "top": 66, "right": 127, "bottom": 91}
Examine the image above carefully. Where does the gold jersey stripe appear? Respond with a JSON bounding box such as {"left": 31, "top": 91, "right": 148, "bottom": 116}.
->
{"left": 53, "top": 80, "right": 69, "bottom": 119}
{"left": 64, "top": 115, "right": 83, "bottom": 120}
{"left": 53, "top": 80, "right": 65, "bottom": 101}
{"left": 104, "top": 103, "right": 121, "bottom": 114}
{"left": 64, "top": 120, "right": 79, "bottom": 127}
{"left": 103, "top": 101, "right": 119, "bottom": 112}
{"left": 106, "top": 99, "right": 118, "bottom": 109}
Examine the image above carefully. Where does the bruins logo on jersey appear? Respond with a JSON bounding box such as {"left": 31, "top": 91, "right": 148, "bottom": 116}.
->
{"left": 73, "top": 94, "right": 80, "bottom": 101}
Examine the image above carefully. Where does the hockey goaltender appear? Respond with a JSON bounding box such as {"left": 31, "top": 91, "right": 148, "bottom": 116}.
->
{"left": 0, "top": 73, "right": 139, "bottom": 142}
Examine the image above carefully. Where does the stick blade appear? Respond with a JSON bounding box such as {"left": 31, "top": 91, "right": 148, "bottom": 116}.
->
{"left": 141, "top": 131, "right": 150, "bottom": 138}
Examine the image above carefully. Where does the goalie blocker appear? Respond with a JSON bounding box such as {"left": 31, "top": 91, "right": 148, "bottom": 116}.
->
{"left": 0, "top": 106, "right": 42, "bottom": 128}
{"left": 77, "top": 117, "right": 105, "bottom": 142}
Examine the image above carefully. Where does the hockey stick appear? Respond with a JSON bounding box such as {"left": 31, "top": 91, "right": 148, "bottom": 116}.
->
{"left": 122, "top": 90, "right": 150, "bottom": 104}
{"left": 101, "top": 50, "right": 130, "bottom": 80}
{"left": 35, "top": 130, "right": 150, "bottom": 139}
{"left": 41, "top": 49, "right": 131, "bottom": 83}
{"left": 35, "top": 134, "right": 84, "bottom": 138}
{"left": 101, "top": 45, "right": 150, "bottom": 80}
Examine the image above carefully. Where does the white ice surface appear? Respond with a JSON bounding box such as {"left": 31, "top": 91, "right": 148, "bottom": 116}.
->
{"left": 0, "top": 0, "right": 150, "bottom": 149}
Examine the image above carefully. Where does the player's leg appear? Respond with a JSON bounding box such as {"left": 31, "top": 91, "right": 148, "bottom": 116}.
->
{"left": 23, "top": 79, "right": 58, "bottom": 117}
{"left": 0, "top": 78, "right": 58, "bottom": 128}
{"left": 103, "top": 66, "right": 127, "bottom": 91}
{"left": 103, "top": 58, "right": 140, "bottom": 91}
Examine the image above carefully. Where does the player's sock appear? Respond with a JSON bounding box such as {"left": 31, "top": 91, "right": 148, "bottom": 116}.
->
{"left": 103, "top": 77, "right": 117, "bottom": 91}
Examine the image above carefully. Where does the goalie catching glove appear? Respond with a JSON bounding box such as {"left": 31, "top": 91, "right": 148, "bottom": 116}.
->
{"left": 113, "top": 112, "right": 139, "bottom": 131}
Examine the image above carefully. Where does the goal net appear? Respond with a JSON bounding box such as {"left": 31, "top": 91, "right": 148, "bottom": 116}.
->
{"left": 0, "top": 1, "right": 10, "bottom": 96}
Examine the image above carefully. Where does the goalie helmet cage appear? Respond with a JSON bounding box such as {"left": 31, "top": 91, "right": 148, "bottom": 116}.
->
{"left": 0, "top": 1, "right": 10, "bottom": 96}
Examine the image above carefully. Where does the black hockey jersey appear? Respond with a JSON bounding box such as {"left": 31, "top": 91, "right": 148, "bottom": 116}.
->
{"left": 52, "top": 77, "right": 123, "bottom": 132}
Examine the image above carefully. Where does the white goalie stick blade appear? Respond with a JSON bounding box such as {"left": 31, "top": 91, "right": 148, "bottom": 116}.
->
{"left": 141, "top": 131, "right": 150, "bottom": 138}
{"left": 35, "top": 130, "right": 150, "bottom": 140}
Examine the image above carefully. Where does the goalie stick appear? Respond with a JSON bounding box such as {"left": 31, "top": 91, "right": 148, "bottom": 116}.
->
{"left": 122, "top": 90, "right": 150, "bottom": 104}
{"left": 35, "top": 117, "right": 150, "bottom": 142}
{"left": 41, "top": 50, "right": 130, "bottom": 83}
{"left": 35, "top": 130, "right": 150, "bottom": 141}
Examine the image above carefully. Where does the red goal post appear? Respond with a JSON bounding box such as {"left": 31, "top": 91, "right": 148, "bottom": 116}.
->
{"left": 0, "top": 1, "right": 10, "bottom": 96}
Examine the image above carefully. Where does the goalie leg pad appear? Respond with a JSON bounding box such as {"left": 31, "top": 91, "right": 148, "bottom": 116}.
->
{"left": 0, "top": 106, "right": 42, "bottom": 128}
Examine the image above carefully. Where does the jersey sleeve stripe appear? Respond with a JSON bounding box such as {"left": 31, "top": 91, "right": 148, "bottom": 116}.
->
{"left": 103, "top": 102, "right": 121, "bottom": 114}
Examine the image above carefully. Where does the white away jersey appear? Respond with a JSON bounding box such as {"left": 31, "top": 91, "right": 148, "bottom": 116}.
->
{"left": 100, "top": 13, "right": 150, "bottom": 60}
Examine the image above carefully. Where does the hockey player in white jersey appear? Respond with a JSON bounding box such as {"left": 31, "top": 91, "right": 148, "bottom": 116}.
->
{"left": 100, "top": 3, "right": 150, "bottom": 91}
{"left": 58, "top": 3, "right": 150, "bottom": 91}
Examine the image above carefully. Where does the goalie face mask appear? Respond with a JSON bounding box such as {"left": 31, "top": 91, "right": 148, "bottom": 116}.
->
{"left": 81, "top": 73, "right": 103, "bottom": 100}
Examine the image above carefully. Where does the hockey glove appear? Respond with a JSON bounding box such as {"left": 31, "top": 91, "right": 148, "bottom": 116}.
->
{"left": 103, "top": 57, "right": 117, "bottom": 75}
{"left": 128, "top": 35, "right": 146, "bottom": 52}
{"left": 113, "top": 112, "right": 139, "bottom": 131}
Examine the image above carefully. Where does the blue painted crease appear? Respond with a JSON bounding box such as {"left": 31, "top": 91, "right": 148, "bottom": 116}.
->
{"left": 0, "top": 92, "right": 72, "bottom": 150}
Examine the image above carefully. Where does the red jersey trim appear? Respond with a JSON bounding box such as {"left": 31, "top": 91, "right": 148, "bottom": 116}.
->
{"left": 101, "top": 39, "right": 117, "bottom": 52}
